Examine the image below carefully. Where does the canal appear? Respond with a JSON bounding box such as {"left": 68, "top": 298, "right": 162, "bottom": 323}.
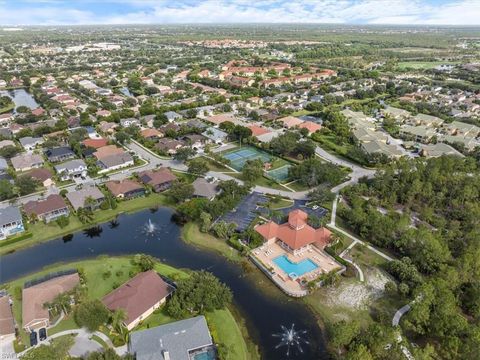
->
{"left": 0, "top": 208, "right": 328, "bottom": 359}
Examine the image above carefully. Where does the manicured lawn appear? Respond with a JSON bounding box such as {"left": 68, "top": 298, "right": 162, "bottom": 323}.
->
{"left": 201, "top": 156, "right": 233, "bottom": 172}
{"left": 285, "top": 180, "right": 310, "bottom": 192}
{"left": 182, "top": 223, "right": 243, "bottom": 262}
{"left": 171, "top": 169, "right": 197, "bottom": 183}
{"left": 0, "top": 193, "right": 169, "bottom": 254}
{"left": 348, "top": 243, "right": 389, "bottom": 268}
{"left": 268, "top": 198, "right": 294, "bottom": 210}
{"left": 91, "top": 334, "right": 109, "bottom": 349}
{"left": 206, "top": 308, "right": 252, "bottom": 360}
{"left": 48, "top": 316, "right": 78, "bottom": 335}
{"left": 0, "top": 103, "right": 14, "bottom": 114}
{"left": 3, "top": 256, "right": 256, "bottom": 357}
{"left": 2, "top": 256, "right": 188, "bottom": 349}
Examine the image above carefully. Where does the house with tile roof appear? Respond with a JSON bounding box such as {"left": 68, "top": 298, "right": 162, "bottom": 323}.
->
{"left": 102, "top": 270, "right": 175, "bottom": 330}
{"left": 23, "top": 194, "right": 69, "bottom": 223}
{"left": 138, "top": 168, "right": 176, "bottom": 193}
{"left": 22, "top": 273, "right": 79, "bottom": 332}
{"left": 105, "top": 179, "right": 145, "bottom": 199}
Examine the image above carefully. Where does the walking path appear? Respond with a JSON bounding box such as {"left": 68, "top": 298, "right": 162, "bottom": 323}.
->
{"left": 19, "top": 328, "right": 125, "bottom": 358}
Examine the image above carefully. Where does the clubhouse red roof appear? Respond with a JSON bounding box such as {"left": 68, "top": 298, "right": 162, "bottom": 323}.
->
{"left": 255, "top": 209, "right": 331, "bottom": 250}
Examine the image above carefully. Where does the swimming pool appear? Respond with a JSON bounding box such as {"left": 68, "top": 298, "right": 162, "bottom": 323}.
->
{"left": 192, "top": 348, "right": 216, "bottom": 360}
{"left": 273, "top": 255, "right": 318, "bottom": 277}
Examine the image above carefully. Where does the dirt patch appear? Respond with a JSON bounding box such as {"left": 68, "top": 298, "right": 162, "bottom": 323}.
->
{"left": 325, "top": 268, "right": 389, "bottom": 310}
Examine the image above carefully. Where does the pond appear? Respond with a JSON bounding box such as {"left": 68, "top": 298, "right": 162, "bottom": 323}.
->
{"left": 0, "top": 208, "right": 328, "bottom": 359}
{"left": 0, "top": 89, "right": 39, "bottom": 111}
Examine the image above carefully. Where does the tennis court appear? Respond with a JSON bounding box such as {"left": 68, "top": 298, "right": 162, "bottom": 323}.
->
{"left": 222, "top": 146, "right": 272, "bottom": 171}
{"left": 266, "top": 165, "right": 292, "bottom": 182}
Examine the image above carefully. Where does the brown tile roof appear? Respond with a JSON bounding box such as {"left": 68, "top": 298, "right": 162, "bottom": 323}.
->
{"left": 23, "top": 194, "right": 67, "bottom": 217}
{"left": 94, "top": 145, "right": 125, "bottom": 160}
{"left": 140, "top": 128, "right": 162, "bottom": 139}
{"left": 22, "top": 273, "right": 79, "bottom": 329}
{"left": 27, "top": 168, "right": 53, "bottom": 182}
{"left": 101, "top": 270, "right": 174, "bottom": 327}
{"left": 138, "top": 168, "right": 176, "bottom": 187}
{"left": 278, "top": 116, "right": 304, "bottom": 128}
{"left": 105, "top": 179, "right": 143, "bottom": 197}
{"left": 0, "top": 296, "right": 15, "bottom": 336}
{"left": 255, "top": 209, "right": 331, "bottom": 250}
{"left": 82, "top": 138, "right": 108, "bottom": 149}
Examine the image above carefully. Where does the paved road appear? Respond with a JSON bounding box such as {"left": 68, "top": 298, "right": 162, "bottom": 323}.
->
{"left": 315, "top": 147, "right": 376, "bottom": 193}
{"left": 393, "top": 304, "right": 411, "bottom": 326}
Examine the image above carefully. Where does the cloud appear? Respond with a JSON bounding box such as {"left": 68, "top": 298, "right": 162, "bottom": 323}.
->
{"left": 0, "top": 0, "right": 478, "bottom": 25}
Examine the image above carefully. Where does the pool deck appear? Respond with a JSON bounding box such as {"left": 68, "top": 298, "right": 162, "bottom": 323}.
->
{"left": 250, "top": 242, "right": 341, "bottom": 296}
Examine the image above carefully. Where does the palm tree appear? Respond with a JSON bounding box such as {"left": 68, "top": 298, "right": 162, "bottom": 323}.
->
{"left": 109, "top": 218, "right": 119, "bottom": 229}
{"left": 111, "top": 309, "right": 128, "bottom": 342}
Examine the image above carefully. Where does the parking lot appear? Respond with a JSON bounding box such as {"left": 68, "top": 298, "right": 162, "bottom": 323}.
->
{"left": 220, "top": 192, "right": 268, "bottom": 231}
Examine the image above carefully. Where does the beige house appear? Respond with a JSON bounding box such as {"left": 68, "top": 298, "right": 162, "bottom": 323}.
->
{"left": 22, "top": 273, "right": 79, "bottom": 332}
{"left": 102, "top": 270, "right": 175, "bottom": 330}
{"left": 0, "top": 296, "right": 15, "bottom": 342}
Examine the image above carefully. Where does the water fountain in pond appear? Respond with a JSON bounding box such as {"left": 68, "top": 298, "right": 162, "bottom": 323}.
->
{"left": 272, "top": 324, "right": 309, "bottom": 357}
{"left": 142, "top": 219, "right": 159, "bottom": 239}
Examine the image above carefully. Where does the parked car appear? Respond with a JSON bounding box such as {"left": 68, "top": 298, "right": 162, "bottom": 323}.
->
{"left": 30, "top": 331, "right": 38, "bottom": 346}
{"left": 39, "top": 328, "right": 47, "bottom": 341}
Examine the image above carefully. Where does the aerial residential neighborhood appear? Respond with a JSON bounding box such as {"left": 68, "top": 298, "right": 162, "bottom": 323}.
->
{"left": 0, "top": 2, "right": 479, "bottom": 360}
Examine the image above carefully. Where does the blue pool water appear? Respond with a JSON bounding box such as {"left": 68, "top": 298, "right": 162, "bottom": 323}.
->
{"left": 273, "top": 255, "right": 318, "bottom": 277}
{"left": 193, "top": 349, "right": 216, "bottom": 360}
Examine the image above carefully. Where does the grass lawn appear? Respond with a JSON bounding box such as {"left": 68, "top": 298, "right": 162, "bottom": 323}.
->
{"left": 0, "top": 103, "right": 14, "bottom": 114}
{"left": 171, "top": 169, "right": 197, "bottom": 183}
{"left": 348, "top": 243, "right": 389, "bottom": 268}
{"left": 91, "top": 334, "right": 109, "bottom": 349}
{"left": 206, "top": 308, "right": 256, "bottom": 360}
{"left": 0, "top": 193, "right": 169, "bottom": 255}
{"left": 229, "top": 173, "right": 290, "bottom": 192}
{"left": 182, "top": 223, "right": 243, "bottom": 262}
{"left": 3, "top": 256, "right": 256, "bottom": 358}
{"left": 201, "top": 156, "right": 233, "bottom": 172}
{"left": 48, "top": 316, "right": 78, "bottom": 336}
{"left": 268, "top": 198, "right": 294, "bottom": 210}
{"left": 285, "top": 180, "right": 310, "bottom": 192}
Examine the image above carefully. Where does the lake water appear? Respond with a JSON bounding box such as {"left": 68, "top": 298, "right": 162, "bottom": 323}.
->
{"left": 0, "top": 89, "right": 39, "bottom": 111}
{"left": 0, "top": 208, "right": 328, "bottom": 359}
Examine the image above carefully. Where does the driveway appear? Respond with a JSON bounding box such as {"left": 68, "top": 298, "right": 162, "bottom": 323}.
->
{"left": 69, "top": 334, "right": 102, "bottom": 357}
{"left": 0, "top": 339, "right": 17, "bottom": 360}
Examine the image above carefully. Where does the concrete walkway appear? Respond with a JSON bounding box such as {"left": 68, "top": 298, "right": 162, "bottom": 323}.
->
{"left": 19, "top": 328, "right": 122, "bottom": 357}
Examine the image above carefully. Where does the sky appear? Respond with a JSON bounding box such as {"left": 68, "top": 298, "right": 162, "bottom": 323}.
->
{"left": 0, "top": 0, "right": 478, "bottom": 26}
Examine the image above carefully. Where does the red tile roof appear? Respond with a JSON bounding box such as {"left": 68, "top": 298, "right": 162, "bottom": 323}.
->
{"left": 248, "top": 125, "right": 271, "bottom": 137}
{"left": 298, "top": 121, "right": 322, "bottom": 134}
{"left": 101, "top": 270, "right": 174, "bottom": 327}
{"left": 82, "top": 138, "right": 108, "bottom": 149}
{"left": 255, "top": 209, "right": 331, "bottom": 250}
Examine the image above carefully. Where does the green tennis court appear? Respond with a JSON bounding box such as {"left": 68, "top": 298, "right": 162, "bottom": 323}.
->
{"left": 266, "top": 165, "right": 292, "bottom": 182}
{"left": 222, "top": 146, "right": 272, "bottom": 171}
